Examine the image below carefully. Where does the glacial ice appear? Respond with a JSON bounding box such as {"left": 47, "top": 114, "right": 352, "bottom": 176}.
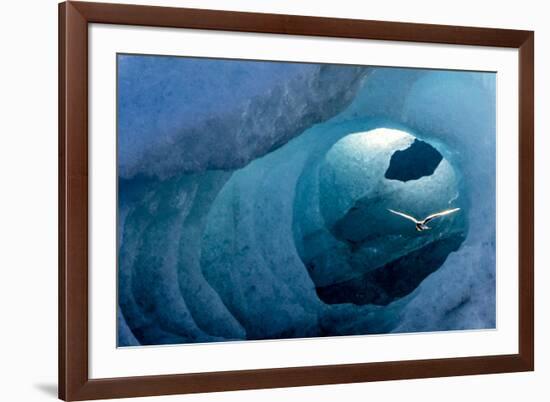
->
{"left": 118, "top": 58, "right": 368, "bottom": 179}
{"left": 117, "top": 59, "right": 496, "bottom": 345}
{"left": 295, "top": 128, "right": 466, "bottom": 305}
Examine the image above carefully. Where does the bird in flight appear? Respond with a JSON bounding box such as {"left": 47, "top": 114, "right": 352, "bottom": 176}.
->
{"left": 388, "top": 208, "right": 460, "bottom": 232}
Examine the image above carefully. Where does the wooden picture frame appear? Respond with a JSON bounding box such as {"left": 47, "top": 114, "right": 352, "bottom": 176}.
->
{"left": 59, "top": 1, "right": 534, "bottom": 400}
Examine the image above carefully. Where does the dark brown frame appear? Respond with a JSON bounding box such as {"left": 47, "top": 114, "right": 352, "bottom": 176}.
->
{"left": 59, "top": 1, "right": 534, "bottom": 400}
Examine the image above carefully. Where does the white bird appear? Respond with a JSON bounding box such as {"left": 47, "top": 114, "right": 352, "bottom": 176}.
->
{"left": 388, "top": 208, "right": 460, "bottom": 232}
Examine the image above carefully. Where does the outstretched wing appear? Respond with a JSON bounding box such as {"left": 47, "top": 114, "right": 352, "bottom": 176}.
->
{"left": 423, "top": 208, "right": 460, "bottom": 224}
{"left": 388, "top": 209, "right": 419, "bottom": 224}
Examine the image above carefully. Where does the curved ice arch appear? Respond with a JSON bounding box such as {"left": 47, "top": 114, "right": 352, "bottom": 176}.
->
{"left": 118, "top": 59, "right": 369, "bottom": 179}
{"left": 293, "top": 128, "right": 466, "bottom": 294}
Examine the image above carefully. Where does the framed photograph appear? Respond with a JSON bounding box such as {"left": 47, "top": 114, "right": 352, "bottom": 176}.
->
{"left": 59, "top": 1, "right": 534, "bottom": 400}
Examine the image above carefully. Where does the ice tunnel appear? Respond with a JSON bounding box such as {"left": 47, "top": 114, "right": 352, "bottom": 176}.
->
{"left": 294, "top": 128, "right": 466, "bottom": 306}
{"left": 117, "top": 60, "right": 496, "bottom": 346}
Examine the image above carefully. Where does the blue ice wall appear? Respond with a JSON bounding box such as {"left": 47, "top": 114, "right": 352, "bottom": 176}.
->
{"left": 118, "top": 55, "right": 367, "bottom": 179}
{"left": 117, "top": 55, "right": 496, "bottom": 346}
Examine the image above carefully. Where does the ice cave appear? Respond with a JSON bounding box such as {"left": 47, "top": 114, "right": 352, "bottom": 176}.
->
{"left": 117, "top": 57, "right": 496, "bottom": 346}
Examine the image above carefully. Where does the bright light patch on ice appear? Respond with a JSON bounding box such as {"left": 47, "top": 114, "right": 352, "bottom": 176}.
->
{"left": 342, "top": 128, "right": 414, "bottom": 150}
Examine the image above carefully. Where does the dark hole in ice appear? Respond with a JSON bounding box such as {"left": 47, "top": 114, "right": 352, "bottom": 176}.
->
{"left": 384, "top": 139, "right": 443, "bottom": 181}
{"left": 316, "top": 233, "right": 464, "bottom": 306}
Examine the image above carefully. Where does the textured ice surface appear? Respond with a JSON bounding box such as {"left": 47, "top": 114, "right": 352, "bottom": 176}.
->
{"left": 117, "top": 57, "right": 496, "bottom": 345}
{"left": 118, "top": 56, "right": 368, "bottom": 179}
